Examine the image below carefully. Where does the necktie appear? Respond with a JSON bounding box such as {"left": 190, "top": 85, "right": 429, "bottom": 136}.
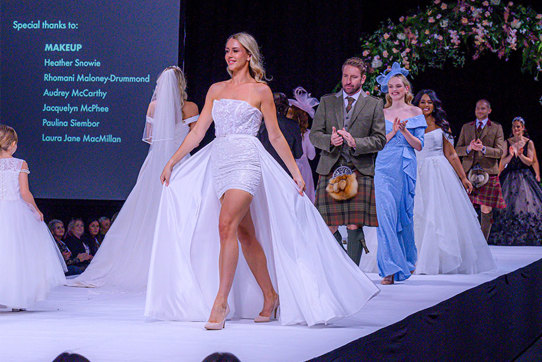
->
{"left": 345, "top": 97, "right": 355, "bottom": 114}
{"left": 477, "top": 122, "right": 483, "bottom": 132}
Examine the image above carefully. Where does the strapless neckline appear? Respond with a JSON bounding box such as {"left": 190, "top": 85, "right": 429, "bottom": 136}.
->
{"left": 214, "top": 99, "right": 262, "bottom": 115}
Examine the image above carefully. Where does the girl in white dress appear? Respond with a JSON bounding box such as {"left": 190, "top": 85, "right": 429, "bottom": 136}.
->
{"left": 68, "top": 66, "right": 198, "bottom": 290}
{"left": 412, "top": 90, "right": 495, "bottom": 274}
{"left": 145, "top": 33, "right": 379, "bottom": 329}
{"left": 0, "top": 125, "right": 66, "bottom": 310}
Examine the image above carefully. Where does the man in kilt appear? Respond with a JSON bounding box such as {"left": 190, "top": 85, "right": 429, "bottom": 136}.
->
{"left": 456, "top": 99, "right": 506, "bottom": 240}
{"left": 310, "top": 57, "right": 386, "bottom": 264}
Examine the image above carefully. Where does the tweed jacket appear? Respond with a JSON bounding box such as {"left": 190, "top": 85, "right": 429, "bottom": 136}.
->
{"left": 309, "top": 90, "right": 386, "bottom": 176}
{"left": 455, "top": 120, "right": 505, "bottom": 175}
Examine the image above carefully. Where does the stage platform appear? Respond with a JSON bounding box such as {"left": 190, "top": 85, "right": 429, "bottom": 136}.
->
{"left": 1, "top": 246, "right": 541, "bottom": 361}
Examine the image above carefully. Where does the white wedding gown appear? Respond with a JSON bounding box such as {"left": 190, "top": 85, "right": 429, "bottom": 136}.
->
{"left": 144, "top": 99, "right": 379, "bottom": 326}
{"left": 68, "top": 115, "right": 197, "bottom": 290}
{"left": 413, "top": 128, "right": 495, "bottom": 274}
{"left": 0, "top": 158, "right": 66, "bottom": 308}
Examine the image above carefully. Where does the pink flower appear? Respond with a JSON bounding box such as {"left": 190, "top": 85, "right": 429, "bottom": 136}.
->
{"left": 405, "top": 48, "right": 411, "bottom": 53}
{"left": 437, "top": 35, "right": 443, "bottom": 40}
{"left": 411, "top": 39, "right": 418, "bottom": 44}
{"left": 485, "top": 11, "right": 490, "bottom": 17}
{"left": 437, "top": 14, "right": 442, "bottom": 19}
{"left": 461, "top": 17, "right": 469, "bottom": 25}
{"left": 425, "top": 29, "right": 430, "bottom": 34}
{"left": 434, "top": 0, "right": 441, "bottom": 4}
{"left": 441, "top": 3, "right": 448, "bottom": 10}
{"left": 428, "top": 17, "right": 435, "bottom": 23}
{"left": 383, "top": 33, "right": 390, "bottom": 39}
{"left": 508, "top": 1, "right": 513, "bottom": 6}
{"left": 393, "top": 40, "right": 399, "bottom": 45}
{"left": 362, "top": 50, "right": 370, "bottom": 57}
{"left": 392, "top": 48, "right": 399, "bottom": 53}
{"left": 482, "top": 1, "right": 489, "bottom": 6}
{"left": 536, "top": 14, "right": 542, "bottom": 19}
{"left": 399, "top": 16, "right": 405, "bottom": 22}
{"left": 383, "top": 50, "right": 389, "bottom": 58}
{"left": 482, "top": 20, "right": 490, "bottom": 26}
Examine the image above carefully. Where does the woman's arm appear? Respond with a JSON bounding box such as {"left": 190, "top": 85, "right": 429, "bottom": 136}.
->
{"left": 259, "top": 85, "right": 304, "bottom": 194}
{"left": 517, "top": 140, "right": 534, "bottom": 166}
{"left": 443, "top": 136, "right": 473, "bottom": 193}
{"left": 498, "top": 140, "right": 511, "bottom": 175}
{"left": 18, "top": 162, "right": 43, "bottom": 221}
{"left": 160, "top": 86, "right": 216, "bottom": 185}
{"left": 532, "top": 145, "right": 541, "bottom": 182}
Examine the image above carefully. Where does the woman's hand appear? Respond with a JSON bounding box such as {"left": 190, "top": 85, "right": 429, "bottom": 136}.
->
{"left": 461, "top": 178, "right": 473, "bottom": 194}
{"left": 36, "top": 210, "right": 44, "bottom": 222}
{"left": 509, "top": 146, "right": 516, "bottom": 156}
{"left": 160, "top": 162, "right": 173, "bottom": 186}
{"left": 392, "top": 118, "right": 401, "bottom": 134}
{"left": 293, "top": 174, "right": 306, "bottom": 196}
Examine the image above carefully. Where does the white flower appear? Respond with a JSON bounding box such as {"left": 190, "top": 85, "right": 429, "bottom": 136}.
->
{"left": 397, "top": 33, "right": 406, "bottom": 40}
{"left": 371, "top": 56, "right": 383, "bottom": 68}
{"left": 440, "top": 19, "right": 449, "bottom": 27}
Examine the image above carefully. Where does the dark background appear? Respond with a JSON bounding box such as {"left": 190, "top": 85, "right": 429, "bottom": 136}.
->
{"left": 37, "top": 0, "right": 542, "bottom": 223}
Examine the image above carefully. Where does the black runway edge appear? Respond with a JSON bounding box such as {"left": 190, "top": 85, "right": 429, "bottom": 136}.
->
{"left": 312, "top": 258, "right": 542, "bottom": 361}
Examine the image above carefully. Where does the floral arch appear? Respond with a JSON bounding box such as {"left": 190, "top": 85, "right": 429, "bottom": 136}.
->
{"left": 356, "top": 0, "right": 542, "bottom": 95}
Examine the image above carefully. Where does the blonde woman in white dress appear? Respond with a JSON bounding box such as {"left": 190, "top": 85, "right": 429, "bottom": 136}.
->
{"left": 145, "top": 33, "right": 379, "bottom": 329}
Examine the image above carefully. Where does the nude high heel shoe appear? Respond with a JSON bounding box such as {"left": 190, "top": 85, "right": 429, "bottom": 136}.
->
{"left": 254, "top": 297, "right": 279, "bottom": 323}
{"left": 204, "top": 305, "right": 230, "bottom": 330}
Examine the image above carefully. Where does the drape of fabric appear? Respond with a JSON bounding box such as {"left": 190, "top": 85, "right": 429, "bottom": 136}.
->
{"left": 375, "top": 115, "right": 426, "bottom": 281}
{"left": 68, "top": 69, "right": 196, "bottom": 291}
{"left": 145, "top": 99, "right": 379, "bottom": 326}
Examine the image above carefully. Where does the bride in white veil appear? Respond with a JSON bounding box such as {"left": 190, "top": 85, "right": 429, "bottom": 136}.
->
{"left": 68, "top": 66, "right": 199, "bottom": 290}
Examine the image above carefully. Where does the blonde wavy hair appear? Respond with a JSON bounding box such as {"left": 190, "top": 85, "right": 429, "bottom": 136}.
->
{"left": 226, "top": 32, "right": 269, "bottom": 83}
{"left": 384, "top": 74, "right": 414, "bottom": 108}
{"left": 162, "top": 65, "right": 188, "bottom": 109}
{"left": 0, "top": 124, "right": 18, "bottom": 151}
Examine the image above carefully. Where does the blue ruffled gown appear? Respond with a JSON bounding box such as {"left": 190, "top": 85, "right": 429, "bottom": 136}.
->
{"left": 375, "top": 115, "right": 427, "bottom": 281}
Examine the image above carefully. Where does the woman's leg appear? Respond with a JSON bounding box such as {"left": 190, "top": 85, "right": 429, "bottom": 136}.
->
{"left": 237, "top": 209, "right": 278, "bottom": 317}
{"left": 207, "top": 189, "right": 253, "bottom": 323}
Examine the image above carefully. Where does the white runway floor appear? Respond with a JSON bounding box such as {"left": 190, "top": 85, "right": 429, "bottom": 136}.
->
{"left": 1, "top": 246, "right": 541, "bottom": 362}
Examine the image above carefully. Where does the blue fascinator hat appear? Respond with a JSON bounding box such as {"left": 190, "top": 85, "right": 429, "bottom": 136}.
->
{"left": 376, "top": 62, "right": 409, "bottom": 93}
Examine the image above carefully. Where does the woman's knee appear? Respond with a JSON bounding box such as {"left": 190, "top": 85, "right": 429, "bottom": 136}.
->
{"left": 237, "top": 224, "right": 256, "bottom": 246}
{"left": 219, "top": 216, "right": 236, "bottom": 239}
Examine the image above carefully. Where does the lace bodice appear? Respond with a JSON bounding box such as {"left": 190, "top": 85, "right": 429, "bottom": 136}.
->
{"left": 416, "top": 128, "right": 444, "bottom": 160}
{"left": 0, "top": 157, "right": 28, "bottom": 200}
{"left": 212, "top": 99, "right": 262, "bottom": 137}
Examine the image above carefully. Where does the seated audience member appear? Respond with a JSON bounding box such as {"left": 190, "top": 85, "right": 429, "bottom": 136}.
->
{"left": 97, "top": 216, "right": 111, "bottom": 243}
{"left": 64, "top": 218, "right": 98, "bottom": 260}
{"left": 53, "top": 352, "right": 90, "bottom": 362}
{"left": 257, "top": 92, "right": 303, "bottom": 175}
{"left": 83, "top": 217, "right": 102, "bottom": 248}
{"left": 48, "top": 219, "right": 91, "bottom": 276}
{"left": 202, "top": 352, "right": 241, "bottom": 362}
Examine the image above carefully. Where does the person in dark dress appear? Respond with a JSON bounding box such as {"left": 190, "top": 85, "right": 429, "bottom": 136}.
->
{"left": 490, "top": 117, "right": 542, "bottom": 245}
{"left": 257, "top": 92, "right": 303, "bottom": 175}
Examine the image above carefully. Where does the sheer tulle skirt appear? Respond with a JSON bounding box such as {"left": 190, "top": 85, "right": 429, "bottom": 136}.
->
{"left": 0, "top": 200, "right": 66, "bottom": 308}
{"left": 413, "top": 155, "right": 495, "bottom": 274}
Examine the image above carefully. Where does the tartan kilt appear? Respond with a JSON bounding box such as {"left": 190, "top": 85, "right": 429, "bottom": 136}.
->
{"left": 469, "top": 175, "right": 506, "bottom": 209}
{"left": 315, "top": 169, "right": 378, "bottom": 227}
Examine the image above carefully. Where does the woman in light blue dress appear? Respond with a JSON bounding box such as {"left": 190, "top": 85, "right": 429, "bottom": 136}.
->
{"left": 374, "top": 63, "right": 427, "bottom": 284}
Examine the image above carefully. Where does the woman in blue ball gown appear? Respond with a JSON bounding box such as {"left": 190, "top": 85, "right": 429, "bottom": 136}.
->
{"left": 374, "top": 63, "right": 426, "bottom": 284}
